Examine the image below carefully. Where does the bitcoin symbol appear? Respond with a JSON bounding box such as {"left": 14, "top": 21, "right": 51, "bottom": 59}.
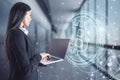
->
{"left": 65, "top": 13, "right": 102, "bottom": 67}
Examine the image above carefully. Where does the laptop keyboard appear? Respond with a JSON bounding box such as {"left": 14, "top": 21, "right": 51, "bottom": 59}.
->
{"left": 48, "top": 56, "right": 61, "bottom": 61}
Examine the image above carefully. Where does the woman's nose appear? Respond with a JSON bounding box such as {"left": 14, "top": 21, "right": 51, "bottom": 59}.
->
{"left": 30, "top": 17, "right": 32, "bottom": 21}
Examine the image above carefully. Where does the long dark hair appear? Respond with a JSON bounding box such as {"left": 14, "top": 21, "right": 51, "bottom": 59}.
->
{"left": 4, "top": 2, "right": 31, "bottom": 60}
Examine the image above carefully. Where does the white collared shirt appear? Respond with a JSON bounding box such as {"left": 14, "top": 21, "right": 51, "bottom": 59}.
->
{"left": 19, "top": 27, "right": 29, "bottom": 35}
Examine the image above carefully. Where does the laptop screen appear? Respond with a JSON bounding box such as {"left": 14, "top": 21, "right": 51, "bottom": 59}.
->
{"left": 48, "top": 39, "right": 69, "bottom": 59}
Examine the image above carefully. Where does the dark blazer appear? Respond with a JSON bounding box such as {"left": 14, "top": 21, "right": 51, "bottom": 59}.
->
{"left": 6, "top": 27, "right": 42, "bottom": 80}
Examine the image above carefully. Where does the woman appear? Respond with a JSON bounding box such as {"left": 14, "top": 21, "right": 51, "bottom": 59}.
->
{"left": 4, "top": 2, "right": 50, "bottom": 80}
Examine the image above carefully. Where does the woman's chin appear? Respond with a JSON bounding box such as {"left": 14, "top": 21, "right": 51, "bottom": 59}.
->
{"left": 24, "top": 24, "right": 29, "bottom": 27}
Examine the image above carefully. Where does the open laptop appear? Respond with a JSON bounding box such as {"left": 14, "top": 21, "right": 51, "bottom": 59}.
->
{"left": 40, "top": 39, "right": 69, "bottom": 65}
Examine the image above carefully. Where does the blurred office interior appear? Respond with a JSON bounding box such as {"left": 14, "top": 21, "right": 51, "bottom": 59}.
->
{"left": 0, "top": 0, "right": 120, "bottom": 80}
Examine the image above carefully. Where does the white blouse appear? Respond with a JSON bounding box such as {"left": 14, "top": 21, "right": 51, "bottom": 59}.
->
{"left": 19, "top": 27, "right": 29, "bottom": 35}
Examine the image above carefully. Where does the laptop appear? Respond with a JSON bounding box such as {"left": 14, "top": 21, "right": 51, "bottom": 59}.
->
{"left": 40, "top": 39, "right": 69, "bottom": 65}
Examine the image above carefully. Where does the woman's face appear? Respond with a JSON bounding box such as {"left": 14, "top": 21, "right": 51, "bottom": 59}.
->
{"left": 22, "top": 10, "right": 32, "bottom": 27}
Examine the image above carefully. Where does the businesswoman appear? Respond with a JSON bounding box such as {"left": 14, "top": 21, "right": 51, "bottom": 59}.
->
{"left": 4, "top": 2, "right": 50, "bottom": 80}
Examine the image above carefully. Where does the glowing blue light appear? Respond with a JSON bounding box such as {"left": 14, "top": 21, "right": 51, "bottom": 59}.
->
{"left": 65, "top": 12, "right": 103, "bottom": 68}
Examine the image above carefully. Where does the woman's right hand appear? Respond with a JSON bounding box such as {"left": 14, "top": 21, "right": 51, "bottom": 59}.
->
{"left": 40, "top": 52, "right": 51, "bottom": 59}
{"left": 40, "top": 52, "right": 51, "bottom": 63}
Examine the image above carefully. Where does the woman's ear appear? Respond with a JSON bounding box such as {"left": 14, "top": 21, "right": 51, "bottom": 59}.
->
{"left": 20, "top": 20, "right": 24, "bottom": 28}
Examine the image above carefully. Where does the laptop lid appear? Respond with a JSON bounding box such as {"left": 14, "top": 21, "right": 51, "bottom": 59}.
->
{"left": 48, "top": 39, "right": 69, "bottom": 59}
{"left": 40, "top": 39, "right": 69, "bottom": 65}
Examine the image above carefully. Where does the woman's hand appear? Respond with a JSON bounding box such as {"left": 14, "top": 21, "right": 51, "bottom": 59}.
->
{"left": 40, "top": 52, "right": 51, "bottom": 63}
{"left": 40, "top": 52, "right": 51, "bottom": 60}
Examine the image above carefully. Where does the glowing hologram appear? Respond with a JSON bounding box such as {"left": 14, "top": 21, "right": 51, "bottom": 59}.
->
{"left": 64, "top": 12, "right": 119, "bottom": 80}
{"left": 65, "top": 12, "right": 103, "bottom": 67}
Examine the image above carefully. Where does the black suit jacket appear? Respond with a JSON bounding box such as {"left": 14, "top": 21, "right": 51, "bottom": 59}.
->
{"left": 6, "top": 28, "right": 42, "bottom": 80}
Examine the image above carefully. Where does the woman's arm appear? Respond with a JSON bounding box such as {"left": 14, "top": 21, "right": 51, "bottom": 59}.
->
{"left": 9, "top": 29, "right": 41, "bottom": 74}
